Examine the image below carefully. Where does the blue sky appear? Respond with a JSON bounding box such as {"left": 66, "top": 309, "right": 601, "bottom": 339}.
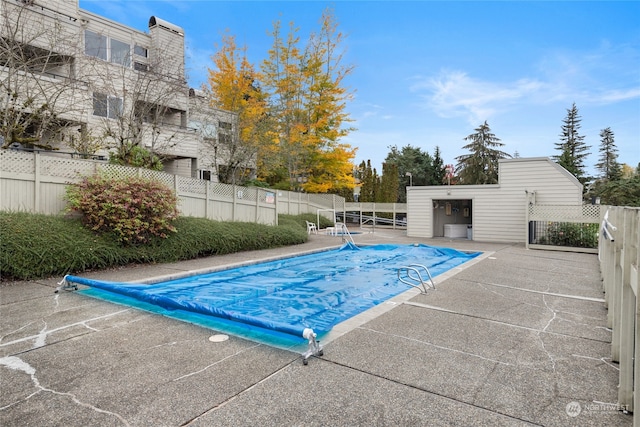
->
{"left": 80, "top": 1, "right": 640, "bottom": 176}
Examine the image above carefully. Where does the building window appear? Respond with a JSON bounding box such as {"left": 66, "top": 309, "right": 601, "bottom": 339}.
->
{"left": 133, "top": 62, "right": 149, "bottom": 72}
{"left": 93, "top": 93, "right": 122, "bottom": 119}
{"left": 198, "top": 170, "right": 211, "bottom": 181}
{"left": 134, "top": 45, "right": 148, "bottom": 57}
{"left": 110, "top": 38, "right": 131, "bottom": 67}
{"left": 85, "top": 30, "right": 107, "bottom": 61}
{"left": 219, "top": 121, "right": 232, "bottom": 131}
{"left": 218, "top": 133, "right": 232, "bottom": 144}
{"left": 93, "top": 93, "right": 107, "bottom": 117}
{"left": 85, "top": 30, "right": 135, "bottom": 68}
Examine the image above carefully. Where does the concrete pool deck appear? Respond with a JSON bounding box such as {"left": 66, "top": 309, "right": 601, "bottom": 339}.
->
{"left": 0, "top": 228, "right": 631, "bottom": 426}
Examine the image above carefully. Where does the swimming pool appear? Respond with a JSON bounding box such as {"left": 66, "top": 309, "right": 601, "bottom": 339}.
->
{"left": 64, "top": 243, "right": 480, "bottom": 347}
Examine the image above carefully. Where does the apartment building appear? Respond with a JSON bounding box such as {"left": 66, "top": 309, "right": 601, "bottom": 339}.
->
{"left": 0, "top": 0, "right": 248, "bottom": 181}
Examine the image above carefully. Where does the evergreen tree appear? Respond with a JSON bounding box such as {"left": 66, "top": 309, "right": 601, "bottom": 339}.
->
{"left": 357, "top": 160, "right": 377, "bottom": 202}
{"left": 553, "top": 103, "right": 591, "bottom": 183}
{"left": 384, "top": 144, "right": 436, "bottom": 201}
{"left": 378, "top": 162, "right": 399, "bottom": 203}
{"left": 595, "top": 127, "right": 621, "bottom": 181}
{"left": 455, "top": 121, "right": 510, "bottom": 185}
{"left": 431, "top": 146, "right": 446, "bottom": 185}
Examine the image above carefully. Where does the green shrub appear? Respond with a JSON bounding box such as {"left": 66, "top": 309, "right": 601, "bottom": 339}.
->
{"left": 0, "top": 212, "right": 310, "bottom": 280}
{"left": 279, "top": 213, "right": 334, "bottom": 230}
{"left": 65, "top": 174, "right": 178, "bottom": 245}
{"left": 0, "top": 212, "right": 125, "bottom": 280}
{"left": 108, "top": 144, "right": 163, "bottom": 170}
{"left": 543, "top": 222, "right": 599, "bottom": 248}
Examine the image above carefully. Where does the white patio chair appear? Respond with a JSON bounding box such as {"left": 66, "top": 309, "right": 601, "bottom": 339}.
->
{"left": 305, "top": 220, "right": 317, "bottom": 234}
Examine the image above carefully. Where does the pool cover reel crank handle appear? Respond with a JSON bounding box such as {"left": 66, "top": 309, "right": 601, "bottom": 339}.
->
{"left": 301, "top": 328, "right": 323, "bottom": 365}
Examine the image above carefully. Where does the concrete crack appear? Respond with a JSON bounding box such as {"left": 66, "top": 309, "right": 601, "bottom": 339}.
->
{"left": 33, "top": 320, "right": 48, "bottom": 348}
{"left": 0, "top": 309, "right": 131, "bottom": 349}
{"left": 172, "top": 343, "right": 263, "bottom": 381}
{"left": 0, "top": 322, "right": 35, "bottom": 344}
{"left": 571, "top": 354, "right": 619, "bottom": 371}
{"left": 475, "top": 282, "right": 544, "bottom": 311}
{"left": 538, "top": 295, "right": 557, "bottom": 372}
{"left": 0, "top": 356, "right": 130, "bottom": 426}
{"left": 360, "top": 327, "right": 514, "bottom": 367}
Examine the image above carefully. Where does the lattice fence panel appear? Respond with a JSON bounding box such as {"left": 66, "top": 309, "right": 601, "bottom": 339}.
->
{"left": 98, "top": 164, "right": 138, "bottom": 180}
{"left": 312, "top": 193, "right": 336, "bottom": 208}
{"left": 176, "top": 176, "right": 206, "bottom": 195}
{"left": 137, "top": 168, "right": 174, "bottom": 188}
{"left": 237, "top": 186, "right": 257, "bottom": 202}
{"left": 40, "top": 156, "right": 96, "bottom": 179}
{"left": 529, "top": 204, "right": 604, "bottom": 223}
{"left": 259, "top": 189, "right": 277, "bottom": 204}
{"left": 528, "top": 203, "right": 603, "bottom": 250}
{"left": 0, "top": 150, "right": 35, "bottom": 174}
{"left": 209, "top": 182, "right": 234, "bottom": 199}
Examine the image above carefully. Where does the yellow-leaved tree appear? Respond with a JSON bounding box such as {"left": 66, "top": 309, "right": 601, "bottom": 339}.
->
{"left": 205, "top": 9, "right": 356, "bottom": 192}
{"left": 206, "top": 34, "right": 269, "bottom": 184}
{"left": 260, "top": 9, "right": 356, "bottom": 192}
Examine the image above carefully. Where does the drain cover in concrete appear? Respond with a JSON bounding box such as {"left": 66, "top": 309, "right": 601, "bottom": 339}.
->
{"left": 209, "top": 334, "right": 229, "bottom": 342}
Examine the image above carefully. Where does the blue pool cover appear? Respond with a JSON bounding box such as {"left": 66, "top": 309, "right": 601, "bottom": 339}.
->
{"left": 65, "top": 244, "right": 479, "bottom": 342}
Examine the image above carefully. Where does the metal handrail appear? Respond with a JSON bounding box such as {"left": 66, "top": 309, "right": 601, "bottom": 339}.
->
{"left": 397, "top": 264, "right": 435, "bottom": 294}
{"left": 337, "top": 222, "right": 356, "bottom": 245}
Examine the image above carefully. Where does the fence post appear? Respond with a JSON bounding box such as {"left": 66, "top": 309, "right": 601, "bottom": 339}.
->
{"left": 255, "top": 188, "right": 260, "bottom": 223}
{"left": 611, "top": 208, "right": 623, "bottom": 362}
{"left": 274, "top": 191, "right": 278, "bottom": 225}
{"left": 205, "top": 180, "right": 210, "bottom": 219}
{"left": 618, "top": 208, "right": 635, "bottom": 410}
{"left": 525, "top": 199, "right": 530, "bottom": 249}
{"left": 631, "top": 208, "right": 640, "bottom": 417}
{"left": 393, "top": 203, "right": 397, "bottom": 230}
{"left": 232, "top": 184, "right": 237, "bottom": 221}
{"left": 33, "top": 151, "right": 40, "bottom": 213}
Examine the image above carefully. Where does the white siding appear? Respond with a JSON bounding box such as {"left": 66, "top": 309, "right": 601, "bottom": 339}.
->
{"left": 3, "top": 0, "right": 234, "bottom": 174}
{"left": 406, "top": 187, "right": 432, "bottom": 237}
{"left": 500, "top": 158, "right": 582, "bottom": 204}
{"left": 407, "top": 158, "right": 583, "bottom": 243}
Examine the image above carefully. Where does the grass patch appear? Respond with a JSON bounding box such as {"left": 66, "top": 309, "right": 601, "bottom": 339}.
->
{"left": 0, "top": 212, "right": 310, "bottom": 281}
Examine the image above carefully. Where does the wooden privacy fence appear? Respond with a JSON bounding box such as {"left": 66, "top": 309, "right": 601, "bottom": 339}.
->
{"left": 0, "top": 150, "right": 345, "bottom": 224}
{"left": 599, "top": 206, "right": 640, "bottom": 420}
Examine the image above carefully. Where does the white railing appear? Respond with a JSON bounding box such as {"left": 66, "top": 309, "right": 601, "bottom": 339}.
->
{"left": 0, "top": 150, "right": 346, "bottom": 225}
{"left": 343, "top": 202, "right": 408, "bottom": 229}
{"left": 599, "top": 206, "right": 640, "bottom": 417}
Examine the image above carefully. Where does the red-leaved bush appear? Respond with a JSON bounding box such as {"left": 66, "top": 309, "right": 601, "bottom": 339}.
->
{"left": 65, "top": 174, "right": 179, "bottom": 245}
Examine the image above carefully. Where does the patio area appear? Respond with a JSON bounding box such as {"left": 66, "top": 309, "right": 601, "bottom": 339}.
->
{"left": 0, "top": 229, "right": 631, "bottom": 426}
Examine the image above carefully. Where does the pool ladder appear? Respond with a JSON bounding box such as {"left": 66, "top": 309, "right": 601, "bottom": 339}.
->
{"left": 336, "top": 222, "right": 357, "bottom": 246}
{"left": 397, "top": 264, "right": 435, "bottom": 294}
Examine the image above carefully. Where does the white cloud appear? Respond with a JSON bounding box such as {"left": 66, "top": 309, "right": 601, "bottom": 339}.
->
{"left": 589, "top": 88, "right": 640, "bottom": 104}
{"left": 408, "top": 41, "right": 639, "bottom": 126}
{"left": 533, "top": 43, "right": 640, "bottom": 105}
{"left": 412, "top": 70, "right": 545, "bottom": 125}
